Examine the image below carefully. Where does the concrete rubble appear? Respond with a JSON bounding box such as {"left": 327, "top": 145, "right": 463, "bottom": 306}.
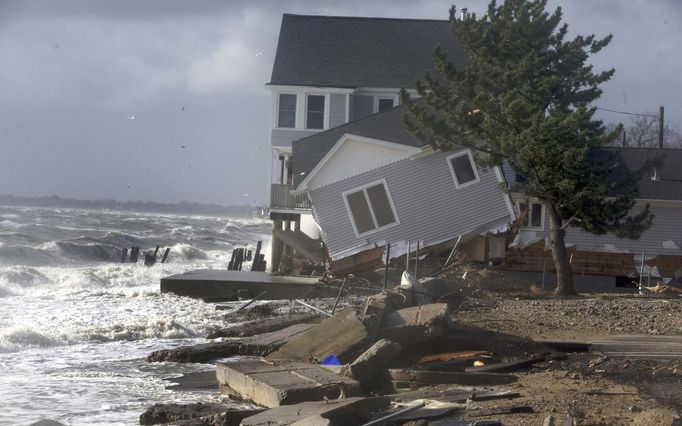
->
{"left": 143, "top": 267, "right": 682, "bottom": 425}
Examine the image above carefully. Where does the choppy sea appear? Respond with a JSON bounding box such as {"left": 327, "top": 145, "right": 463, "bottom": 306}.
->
{"left": 0, "top": 205, "right": 271, "bottom": 425}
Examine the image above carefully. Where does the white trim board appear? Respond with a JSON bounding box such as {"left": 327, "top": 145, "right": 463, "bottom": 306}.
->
{"left": 294, "top": 133, "right": 422, "bottom": 193}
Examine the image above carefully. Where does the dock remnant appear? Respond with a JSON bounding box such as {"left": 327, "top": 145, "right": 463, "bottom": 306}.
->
{"left": 160, "top": 270, "right": 334, "bottom": 302}
{"left": 129, "top": 246, "right": 140, "bottom": 263}
{"left": 120, "top": 247, "right": 128, "bottom": 263}
{"left": 216, "top": 357, "right": 362, "bottom": 408}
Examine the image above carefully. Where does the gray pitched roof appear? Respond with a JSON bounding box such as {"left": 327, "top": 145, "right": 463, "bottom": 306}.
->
{"left": 292, "top": 105, "right": 422, "bottom": 187}
{"left": 615, "top": 147, "right": 682, "bottom": 201}
{"left": 293, "top": 104, "right": 682, "bottom": 201}
{"left": 270, "top": 14, "right": 469, "bottom": 88}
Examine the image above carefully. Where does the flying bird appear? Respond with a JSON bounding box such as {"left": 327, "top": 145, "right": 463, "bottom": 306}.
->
{"left": 127, "top": 115, "right": 136, "bottom": 120}
{"left": 180, "top": 145, "right": 186, "bottom": 149}
{"left": 181, "top": 106, "right": 185, "bottom": 111}
{"left": 255, "top": 51, "right": 264, "bottom": 57}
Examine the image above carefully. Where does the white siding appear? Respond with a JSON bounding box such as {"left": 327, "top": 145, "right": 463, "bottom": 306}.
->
{"left": 523, "top": 204, "right": 682, "bottom": 257}
{"left": 307, "top": 138, "right": 416, "bottom": 191}
{"left": 329, "top": 94, "right": 346, "bottom": 128}
{"left": 271, "top": 129, "right": 319, "bottom": 148}
{"left": 309, "top": 150, "right": 512, "bottom": 260}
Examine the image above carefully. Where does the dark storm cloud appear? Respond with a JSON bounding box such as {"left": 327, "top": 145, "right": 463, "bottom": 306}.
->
{"left": 0, "top": 0, "right": 680, "bottom": 205}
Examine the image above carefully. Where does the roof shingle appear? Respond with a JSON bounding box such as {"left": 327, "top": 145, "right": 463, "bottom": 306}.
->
{"left": 270, "top": 14, "right": 469, "bottom": 88}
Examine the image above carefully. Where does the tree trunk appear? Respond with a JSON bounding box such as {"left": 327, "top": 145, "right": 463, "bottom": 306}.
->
{"left": 547, "top": 205, "right": 575, "bottom": 296}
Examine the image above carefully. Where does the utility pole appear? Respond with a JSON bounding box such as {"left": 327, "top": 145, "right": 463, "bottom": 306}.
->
{"left": 658, "top": 105, "right": 665, "bottom": 148}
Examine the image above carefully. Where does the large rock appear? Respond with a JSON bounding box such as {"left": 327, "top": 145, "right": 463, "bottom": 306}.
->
{"left": 139, "top": 402, "right": 262, "bottom": 425}
{"left": 216, "top": 357, "right": 361, "bottom": 408}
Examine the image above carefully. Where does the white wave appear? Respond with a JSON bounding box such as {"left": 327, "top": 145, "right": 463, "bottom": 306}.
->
{"left": 0, "top": 327, "right": 62, "bottom": 353}
{"left": 169, "top": 243, "right": 207, "bottom": 260}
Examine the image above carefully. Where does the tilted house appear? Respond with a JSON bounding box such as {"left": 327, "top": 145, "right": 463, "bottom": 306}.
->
{"left": 265, "top": 14, "right": 474, "bottom": 268}
{"left": 291, "top": 105, "right": 515, "bottom": 269}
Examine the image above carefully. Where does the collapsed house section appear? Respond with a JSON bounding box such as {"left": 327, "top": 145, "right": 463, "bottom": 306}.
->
{"left": 290, "top": 105, "right": 516, "bottom": 273}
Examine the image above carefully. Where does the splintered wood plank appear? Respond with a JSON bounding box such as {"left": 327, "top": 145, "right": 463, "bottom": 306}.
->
{"left": 389, "top": 369, "right": 518, "bottom": 386}
{"left": 590, "top": 335, "right": 682, "bottom": 359}
{"left": 216, "top": 357, "right": 361, "bottom": 408}
{"left": 267, "top": 308, "right": 368, "bottom": 363}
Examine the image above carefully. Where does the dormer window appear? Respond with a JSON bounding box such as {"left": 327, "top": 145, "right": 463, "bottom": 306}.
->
{"left": 277, "top": 94, "right": 296, "bottom": 128}
{"left": 306, "top": 95, "right": 325, "bottom": 129}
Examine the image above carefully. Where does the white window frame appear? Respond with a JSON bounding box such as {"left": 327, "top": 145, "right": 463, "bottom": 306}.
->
{"left": 342, "top": 179, "right": 400, "bottom": 238}
{"left": 374, "top": 95, "right": 399, "bottom": 113}
{"left": 446, "top": 150, "right": 480, "bottom": 189}
{"left": 275, "top": 92, "right": 298, "bottom": 130}
{"left": 305, "top": 93, "right": 327, "bottom": 130}
{"left": 516, "top": 199, "right": 545, "bottom": 230}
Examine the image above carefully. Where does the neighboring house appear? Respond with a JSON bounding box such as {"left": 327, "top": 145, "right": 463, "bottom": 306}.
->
{"left": 290, "top": 105, "right": 514, "bottom": 270}
{"left": 505, "top": 148, "right": 682, "bottom": 281}
{"left": 266, "top": 14, "right": 469, "bottom": 267}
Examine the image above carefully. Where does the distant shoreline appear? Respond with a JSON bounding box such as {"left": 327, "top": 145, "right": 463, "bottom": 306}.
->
{"left": 0, "top": 194, "right": 261, "bottom": 218}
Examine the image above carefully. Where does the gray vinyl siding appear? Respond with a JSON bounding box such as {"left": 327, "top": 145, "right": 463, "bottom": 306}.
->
{"left": 350, "top": 95, "right": 374, "bottom": 121}
{"left": 271, "top": 129, "right": 320, "bottom": 148}
{"left": 533, "top": 205, "right": 682, "bottom": 257}
{"left": 329, "top": 94, "right": 347, "bottom": 128}
{"left": 309, "top": 150, "right": 512, "bottom": 259}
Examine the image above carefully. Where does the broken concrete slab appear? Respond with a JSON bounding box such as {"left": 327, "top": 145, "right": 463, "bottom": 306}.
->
{"left": 267, "top": 308, "right": 368, "bottom": 363}
{"left": 240, "top": 397, "right": 390, "bottom": 426}
{"left": 379, "top": 303, "right": 452, "bottom": 344}
{"left": 361, "top": 293, "right": 390, "bottom": 340}
{"left": 139, "top": 402, "right": 264, "bottom": 426}
{"left": 348, "top": 338, "right": 401, "bottom": 386}
{"left": 147, "top": 323, "right": 315, "bottom": 363}
{"left": 216, "top": 357, "right": 362, "bottom": 408}
{"left": 388, "top": 369, "right": 518, "bottom": 386}
{"left": 206, "top": 314, "right": 320, "bottom": 339}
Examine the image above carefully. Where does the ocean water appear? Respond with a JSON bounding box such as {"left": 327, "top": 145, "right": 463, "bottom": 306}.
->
{"left": 0, "top": 205, "right": 271, "bottom": 425}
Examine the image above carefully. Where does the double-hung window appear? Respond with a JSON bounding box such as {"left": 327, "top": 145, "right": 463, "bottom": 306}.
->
{"left": 517, "top": 200, "right": 545, "bottom": 229}
{"left": 277, "top": 94, "right": 296, "bottom": 128}
{"left": 447, "top": 150, "right": 480, "bottom": 188}
{"left": 306, "top": 95, "right": 325, "bottom": 129}
{"left": 344, "top": 181, "right": 398, "bottom": 236}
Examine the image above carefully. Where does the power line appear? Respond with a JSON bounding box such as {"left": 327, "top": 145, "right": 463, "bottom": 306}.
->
{"left": 595, "top": 107, "right": 658, "bottom": 118}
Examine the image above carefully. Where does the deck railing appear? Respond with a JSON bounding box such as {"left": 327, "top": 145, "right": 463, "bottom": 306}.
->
{"left": 270, "top": 184, "right": 312, "bottom": 210}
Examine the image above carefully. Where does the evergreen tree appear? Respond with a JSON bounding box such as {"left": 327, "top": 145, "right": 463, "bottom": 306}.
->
{"left": 402, "top": 0, "right": 657, "bottom": 295}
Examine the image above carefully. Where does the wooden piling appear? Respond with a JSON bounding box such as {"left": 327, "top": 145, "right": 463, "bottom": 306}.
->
{"left": 228, "top": 249, "right": 238, "bottom": 270}
{"left": 130, "top": 246, "right": 140, "bottom": 263}
{"left": 161, "top": 248, "right": 170, "bottom": 263}
{"left": 152, "top": 246, "right": 160, "bottom": 263}
{"left": 251, "top": 241, "right": 263, "bottom": 271}
{"left": 120, "top": 248, "right": 128, "bottom": 263}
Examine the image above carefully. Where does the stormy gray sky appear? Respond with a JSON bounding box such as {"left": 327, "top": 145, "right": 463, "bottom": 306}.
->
{"left": 1, "top": 0, "right": 680, "bottom": 206}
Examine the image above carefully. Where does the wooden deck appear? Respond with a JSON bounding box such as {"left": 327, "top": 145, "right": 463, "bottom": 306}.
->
{"left": 160, "top": 269, "right": 334, "bottom": 302}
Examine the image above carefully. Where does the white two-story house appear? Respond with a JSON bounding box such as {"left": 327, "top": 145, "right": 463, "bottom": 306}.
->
{"left": 265, "top": 14, "right": 472, "bottom": 268}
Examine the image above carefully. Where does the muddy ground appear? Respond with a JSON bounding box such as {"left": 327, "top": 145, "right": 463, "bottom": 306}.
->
{"left": 446, "top": 284, "right": 682, "bottom": 425}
